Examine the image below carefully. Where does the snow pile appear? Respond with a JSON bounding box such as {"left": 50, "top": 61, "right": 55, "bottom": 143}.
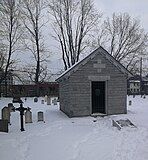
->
{"left": 0, "top": 96, "right": 148, "bottom": 160}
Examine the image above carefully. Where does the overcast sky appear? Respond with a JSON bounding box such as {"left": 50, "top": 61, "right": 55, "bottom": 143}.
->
{"left": 94, "top": 0, "right": 148, "bottom": 31}
{"left": 44, "top": 0, "right": 148, "bottom": 74}
{"left": 17, "top": 0, "right": 148, "bottom": 77}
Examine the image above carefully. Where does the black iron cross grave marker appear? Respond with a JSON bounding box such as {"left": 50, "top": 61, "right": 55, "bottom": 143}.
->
{"left": 12, "top": 97, "right": 28, "bottom": 131}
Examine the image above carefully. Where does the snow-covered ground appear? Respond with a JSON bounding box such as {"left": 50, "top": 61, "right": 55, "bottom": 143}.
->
{"left": 0, "top": 96, "right": 148, "bottom": 160}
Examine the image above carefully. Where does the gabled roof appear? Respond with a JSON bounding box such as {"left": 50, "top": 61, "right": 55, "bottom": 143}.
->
{"left": 56, "top": 46, "right": 133, "bottom": 81}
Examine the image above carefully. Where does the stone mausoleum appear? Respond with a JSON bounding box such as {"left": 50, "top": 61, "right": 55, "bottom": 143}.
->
{"left": 56, "top": 46, "right": 132, "bottom": 117}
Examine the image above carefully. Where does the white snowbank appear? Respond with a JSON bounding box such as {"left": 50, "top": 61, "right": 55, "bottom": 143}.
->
{"left": 0, "top": 96, "right": 148, "bottom": 160}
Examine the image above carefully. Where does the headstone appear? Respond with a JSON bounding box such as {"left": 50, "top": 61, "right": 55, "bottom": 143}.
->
{"left": 0, "top": 119, "right": 8, "bottom": 133}
{"left": 34, "top": 97, "right": 38, "bottom": 102}
{"left": 24, "top": 97, "right": 27, "bottom": 102}
{"left": 25, "top": 110, "right": 32, "bottom": 123}
{"left": 52, "top": 98, "right": 57, "bottom": 105}
{"left": 44, "top": 95, "right": 48, "bottom": 102}
{"left": 41, "top": 100, "right": 44, "bottom": 104}
{"left": 47, "top": 96, "right": 51, "bottom": 105}
{"left": 8, "top": 103, "right": 15, "bottom": 112}
{"left": 129, "top": 100, "right": 132, "bottom": 106}
{"left": 37, "top": 111, "right": 44, "bottom": 122}
{"left": 1, "top": 93, "right": 3, "bottom": 97}
{"left": 12, "top": 97, "right": 22, "bottom": 103}
{"left": 1, "top": 107, "right": 10, "bottom": 124}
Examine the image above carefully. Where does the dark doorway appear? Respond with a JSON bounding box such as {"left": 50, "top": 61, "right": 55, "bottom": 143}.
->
{"left": 92, "top": 81, "right": 106, "bottom": 114}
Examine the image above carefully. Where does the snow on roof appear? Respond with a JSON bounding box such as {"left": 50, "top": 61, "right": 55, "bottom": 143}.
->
{"left": 56, "top": 59, "right": 81, "bottom": 80}
{"left": 56, "top": 46, "right": 132, "bottom": 81}
{"left": 129, "top": 80, "right": 140, "bottom": 83}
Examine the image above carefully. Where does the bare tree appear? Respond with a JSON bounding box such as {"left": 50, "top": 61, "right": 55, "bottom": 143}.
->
{"left": 0, "top": 0, "right": 23, "bottom": 96}
{"left": 93, "top": 13, "right": 148, "bottom": 73}
{"left": 0, "top": 45, "right": 6, "bottom": 69}
{"left": 19, "top": 0, "right": 49, "bottom": 85}
{"left": 48, "top": 0, "right": 101, "bottom": 70}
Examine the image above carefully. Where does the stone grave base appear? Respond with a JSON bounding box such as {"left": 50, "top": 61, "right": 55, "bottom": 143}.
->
{"left": 112, "top": 119, "right": 136, "bottom": 130}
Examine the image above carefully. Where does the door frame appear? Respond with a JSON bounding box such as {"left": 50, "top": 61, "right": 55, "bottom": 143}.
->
{"left": 90, "top": 81, "right": 108, "bottom": 115}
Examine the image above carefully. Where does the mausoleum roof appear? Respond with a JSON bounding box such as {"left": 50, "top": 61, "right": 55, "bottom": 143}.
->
{"left": 56, "top": 46, "right": 133, "bottom": 81}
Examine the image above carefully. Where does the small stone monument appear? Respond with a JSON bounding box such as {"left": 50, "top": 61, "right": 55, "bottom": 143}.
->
{"left": 37, "top": 111, "right": 44, "bottom": 122}
{"left": 41, "top": 100, "right": 44, "bottom": 104}
{"left": 8, "top": 103, "right": 15, "bottom": 113}
{"left": 24, "top": 97, "right": 27, "bottom": 102}
{"left": 47, "top": 96, "right": 51, "bottom": 105}
{"left": 12, "top": 96, "right": 22, "bottom": 103}
{"left": 112, "top": 119, "right": 136, "bottom": 130}
{"left": 44, "top": 95, "right": 48, "bottom": 102}
{"left": 25, "top": 110, "right": 32, "bottom": 123}
{"left": 52, "top": 98, "right": 57, "bottom": 105}
{"left": 1, "top": 93, "right": 3, "bottom": 97}
{"left": 34, "top": 97, "right": 38, "bottom": 102}
{"left": 1, "top": 107, "right": 10, "bottom": 124}
{"left": 129, "top": 100, "right": 132, "bottom": 106}
{"left": 0, "top": 119, "right": 8, "bottom": 133}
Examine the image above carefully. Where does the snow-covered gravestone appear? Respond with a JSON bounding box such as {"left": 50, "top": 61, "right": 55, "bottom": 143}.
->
{"left": 8, "top": 103, "right": 15, "bottom": 113}
{"left": 0, "top": 119, "right": 8, "bottom": 133}
{"left": 1, "top": 107, "right": 10, "bottom": 124}
{"left": 129, "top": 100, "right": 132, "bottom": 106}
{"left": 44, "top": 95, "right": 48, "bottom": 102}
{"left": 1, "top": 93, "right": 3, "bottom": 98}
{"left": 41, "top": 100, "right": 44, "bottom": 104}
{"left": 25, "top": 110, "right": 32, "bottom": 123}
{"left": 34, "top": 97, "right": 38, "bottom": 102}
{"left": 52, "top": 98, "right": 57, "bottom": 105}
{"left": 37, "top": 111, "right": 44, "bottom": 122}
{"left": 47, "top": 96, "right": 51, "bottom": 105}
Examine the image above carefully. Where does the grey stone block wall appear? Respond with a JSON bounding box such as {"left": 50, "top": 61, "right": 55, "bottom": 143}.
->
{"left": 59, "top": 79, "right": 70, "bottom": 116}
{"left": 59, "top": 49, "right": 128, "bottom": 117}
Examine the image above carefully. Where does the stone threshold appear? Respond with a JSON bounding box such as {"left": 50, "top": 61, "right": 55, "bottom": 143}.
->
{"left": 91, "top": 113, "right": 107, "bottom": 117}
